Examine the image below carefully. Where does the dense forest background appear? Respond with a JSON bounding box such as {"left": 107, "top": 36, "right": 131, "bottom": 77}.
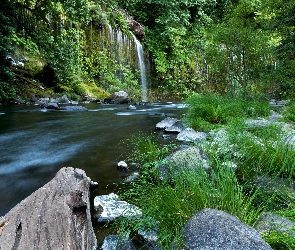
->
{"left": 0, "top": 0, "right": 294, "bottom": 102}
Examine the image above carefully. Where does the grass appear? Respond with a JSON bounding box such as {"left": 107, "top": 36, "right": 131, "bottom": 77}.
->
{"left": 183, "top": 93, "right": 270, "bottom": 132}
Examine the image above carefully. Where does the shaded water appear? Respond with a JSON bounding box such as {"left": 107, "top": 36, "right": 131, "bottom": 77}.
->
{"left": 0, "top": 102, "right": 186, "bottom": 216}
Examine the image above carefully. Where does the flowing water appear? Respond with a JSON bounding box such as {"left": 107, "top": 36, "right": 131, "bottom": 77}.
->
{"left": 0, "top": 102, "right": 186, "bottom": 216}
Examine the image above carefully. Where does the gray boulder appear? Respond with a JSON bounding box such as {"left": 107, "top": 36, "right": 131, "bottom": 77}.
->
{"left": 155, "top": 117, "right": 179, "bottom": 130}
{"left": 184, "top": 208, "right": 272, "bottom": 250}
{"left": 93, "top": 193, "right": 142, "bottom": 222}
{"left": 164, "top": 120, "right": 187, "bottom": 133}
{"left": 158, "top": 146, "right": 210, "bottom": 180}
{"left": 0, "top": 167, "right": 97, "bottom": 250}
{"left": 57, "top": 95, "right": 70, "bottom": 104}
{"left": 105, "top": 91, "right": 129, "bottom": 104}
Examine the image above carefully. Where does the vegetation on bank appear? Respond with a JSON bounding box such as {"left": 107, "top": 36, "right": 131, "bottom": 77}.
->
{"left": 0, "top": 0, "right": 295, "bottom": 102}
{"left": 107, "top": 94, "right": 295, "bottom": 249}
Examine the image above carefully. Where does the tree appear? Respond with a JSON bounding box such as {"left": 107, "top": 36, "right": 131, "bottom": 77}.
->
{"left": 0, "top": 0, "right": 16, "bottom": 101}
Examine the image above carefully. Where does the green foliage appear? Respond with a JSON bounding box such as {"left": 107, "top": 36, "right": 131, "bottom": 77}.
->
{"left": 262, "top": 231, "right": 295, "bottom": 250}
{"left": 118, "top": 163, "right": 264, "bottom": 247}
{"left": 184, "top": 93, "right": 270, "bottom": 132}
{"left": 0, "top": 0, "right": 16, "bottom": 101}
{"left": 282, "top": 103, "right": 295, "bottom": 123}
{"left": 123, "top": 133, "right": 177, "bottom": 165}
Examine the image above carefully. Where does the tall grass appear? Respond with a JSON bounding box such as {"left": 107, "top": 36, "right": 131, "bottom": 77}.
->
{"left": 118, "top": 162, "right": 265, "bottom": 248}
{"left": 184, "top": 93, "right": 270, "bottom": 132}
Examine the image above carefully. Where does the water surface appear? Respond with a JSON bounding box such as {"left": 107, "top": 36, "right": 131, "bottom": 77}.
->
{"left": 0, "top": 102, "right": 186, "bottom": 215}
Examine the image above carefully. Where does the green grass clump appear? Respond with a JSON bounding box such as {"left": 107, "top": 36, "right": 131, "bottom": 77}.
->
{"left": 262, "top": 231, "right": 295, "bottom": 250}
{"left": 184, "top": 93, "right": 270, "bottom": 132}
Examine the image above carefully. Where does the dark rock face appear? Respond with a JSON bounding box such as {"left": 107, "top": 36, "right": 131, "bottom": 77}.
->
{"left": 0, "top": 167, "right": 97, "bottom": 250}
{"left": 184, "top": 208, "right": 271, "bottom": 250}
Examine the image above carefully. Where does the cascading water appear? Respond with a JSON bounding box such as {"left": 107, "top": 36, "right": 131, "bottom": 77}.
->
{"left": 132, "top": 33, "right": 148, "bottom": 102}
{"left": 106, "top": 24, "right": 148, "bottom": 101}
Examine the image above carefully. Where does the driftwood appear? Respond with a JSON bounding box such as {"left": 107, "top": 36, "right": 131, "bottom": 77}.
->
{"left": 0, "top": 167, "right": 97, "bottom": 250}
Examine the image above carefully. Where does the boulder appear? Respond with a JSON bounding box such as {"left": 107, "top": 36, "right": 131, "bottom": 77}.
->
{"left": 101, "top": 235, "right": 136, "bottom": 250}
{"left": 184, "top": 208, "right": 272, "bottom": 250}
{"left": 127, "top": 105, "right": 136, "bottom": 110}
{"left": 105, "top": 91, "right": 129, "bottom": 104}
{"left": 158, "top": 146, "right": 210, "bottom": 180}
{"left": 0, "top": 167, "right": 97, "bottom": 250}
{"left": 176, "top": 128, "right": 208, "bottom": 142}
{"left": 45, "top": 102, "right": 58, "bottom": 110}
{"left": 164, "top": 120, "right": 187, "bottom": 133}
{"left": 94, "top": 193, "right": 142, "bottom": 222}
{"left": 155, "top": 117, "right": 179, "bottom": 130}
{"left": 57, "top": 95, "right": 70, "bottom": 104}
{"left": 255, "top": 212, "right": 295, "bottom": 236}
{"left": 118, "top": 161, "right": 129, "bottom": 170}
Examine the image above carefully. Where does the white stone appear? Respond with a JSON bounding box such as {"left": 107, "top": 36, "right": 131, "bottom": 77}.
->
{"left": 94, "top": 193, "right": 142, "bottom": 222}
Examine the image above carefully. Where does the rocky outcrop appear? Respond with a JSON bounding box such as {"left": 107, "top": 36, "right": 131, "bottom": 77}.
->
{"left": 104, "top": 91, "right": 129, "bottom": 104}
{"left": 184, "top": 208, "right": 272, "bottom": 250}
{"left": 0, "top": 167, "right": 97, "bottom": 250}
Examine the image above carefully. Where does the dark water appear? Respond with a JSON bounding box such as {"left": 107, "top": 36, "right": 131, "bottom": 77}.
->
{"left": 0, "top": 102, "right": 186, "bottom": 216}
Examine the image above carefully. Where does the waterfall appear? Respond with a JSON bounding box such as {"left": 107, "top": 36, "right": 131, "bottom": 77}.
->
{"left": 106, "top": 24, "right": 148, "bottom": 101}
{"left": 132, "top": 34, "right": 148, "bottom": 102}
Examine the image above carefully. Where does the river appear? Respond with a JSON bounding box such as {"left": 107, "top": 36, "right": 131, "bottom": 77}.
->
{"left": 0, "top": 102, "right": 186, "bottom": 216}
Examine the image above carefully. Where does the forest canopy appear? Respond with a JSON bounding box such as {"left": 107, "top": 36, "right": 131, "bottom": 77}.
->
{"left": 0, "top": 0, "right": 294, "bottom": 101}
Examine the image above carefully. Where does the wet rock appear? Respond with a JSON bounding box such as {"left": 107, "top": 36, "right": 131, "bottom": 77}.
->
{"left": 255, "top": 212, "right": 295, "bottom": 236}
{"left": 164, "top": 120, "right": 187, "bottom": 133}
{"left": 118, "top": 161, "right": 129, "bottom": 170}
{"left": 184, "top": 208, "right": 272, "bottom": 250}
{"left": 0, "top": 167, "right": 97, "bottom": 250}
{"left": 155, "top": 117, "right": 179, "bottom": 130}
{"left": 94, "top": 193, "right": 142, "bottom": 222}
{"left": 162, "top": 134, "right": 171, "bottom": 139}
{"left": 45, "top": 102, "right": 58, "bottom": 109}
{"left": 101, "top": 235, "right": 136, "bottom": 250}
{"left": 124, "top": 172, "right": 139, "bottom": 183}
{"left": 127, "top": 105, "right": 136, "bottom": 110}
{"left": 176, "top": 128, "right": 208, "bottom": 142}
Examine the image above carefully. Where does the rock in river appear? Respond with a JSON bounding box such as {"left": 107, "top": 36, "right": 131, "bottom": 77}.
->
{"left": 0, "top": 167, "right": 97, "bottom": 250}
